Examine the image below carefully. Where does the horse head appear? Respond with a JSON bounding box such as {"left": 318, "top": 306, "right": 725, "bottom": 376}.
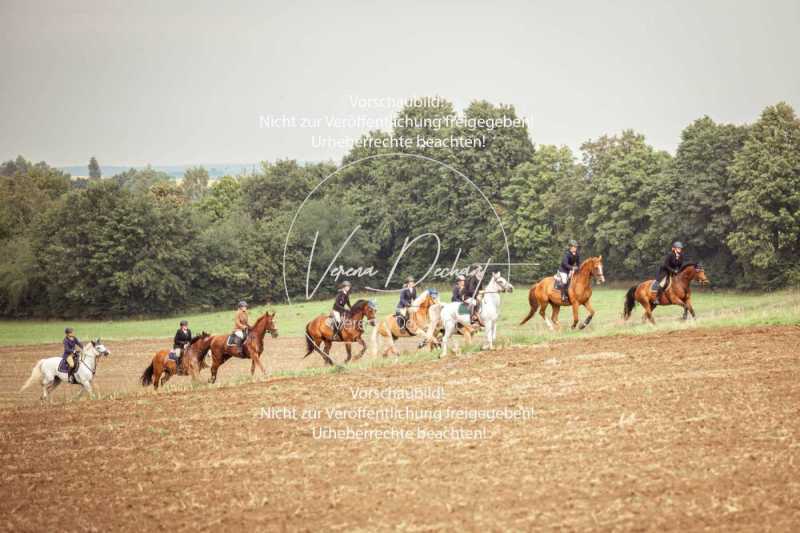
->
{"left": 588, "top": 256, "right": 605, "bottom": 284}
{"left": 490, "top": 272, "right": 514, "bottom": 293}
{"left": 688, "top": 264, "right": 710, "bottom": 285}
{"left": 352, "top": 299, "right": 377, "bottom": 327}
{"left": 264, "top": 312, "right": 279, "bottom": 338}
{"left": 90, "top": 339, "right": 111, "bottom": 358}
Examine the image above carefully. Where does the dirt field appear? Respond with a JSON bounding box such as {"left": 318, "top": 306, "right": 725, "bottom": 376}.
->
{"left": 1, "top": 325, "right": 799, "bottom": 531}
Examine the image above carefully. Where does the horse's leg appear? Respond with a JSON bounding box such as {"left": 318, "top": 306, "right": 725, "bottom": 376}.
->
{"left": 538, "top": 298, "right": 553, "bottom": 330}
{"left": 441, "top": 321, "right": 454, "bottom": 358}
{"left": 344, "top": 343, "right": 353, "bottom": 364}
{"left": 570, "top": 301, "right": 581, "bottom": 329}
{"left": 322, "top": 340, "right": 335, "bottom": 365}
{"left": 210, "top": 352, "right": 222, "bottom": 384}
{"left": 355, "top": 338, "right": 367, "bottom": 360}
{"left": 579, "top": 301, "right": 596, "bottom": 330}
{"left": 549, "top": 304, "right": 561, "bottom": 331}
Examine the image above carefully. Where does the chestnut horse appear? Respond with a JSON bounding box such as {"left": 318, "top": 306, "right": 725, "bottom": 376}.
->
{"left": 207, "top": 311, "right": 278, "bottom": 383}
{"left": 140, "top": 332, "right": 212, "bottom": 389}
{"left": 305, "top": 299, "right": 377, "bottom": 365}
{"left": 520, "top": 256, "right": 605, "bottom": 330}
{"left": 623, "top": 263, "right": 709, "bottom": 324}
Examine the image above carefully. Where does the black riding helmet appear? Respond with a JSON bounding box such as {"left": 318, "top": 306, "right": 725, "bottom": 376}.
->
{"left": 180, "top": 320, "right": 188, "bottom": 326}
{"left": 672, "top": 241, "right": 684, "bottom": 249}
{"left": 65, "top": 327, "right": 74, "bottom": 335}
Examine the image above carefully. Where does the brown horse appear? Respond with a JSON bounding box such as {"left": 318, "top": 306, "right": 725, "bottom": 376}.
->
{"left": 207, "top": 311, "right": 278, "bottom": 384}
{"left": 520, "top": 256, "right": 606, "bottom": 330}
{"left": 623, "top": 263, "right": 710, "bottom": 324}
{"left": 371, "top": 289, "right": 440, "bottom": 357}
{"left": 140, "top": 332, "right": 212, "bottom": 389}
{"left": 305, "top": 299, "right": 377, "bottom": 365}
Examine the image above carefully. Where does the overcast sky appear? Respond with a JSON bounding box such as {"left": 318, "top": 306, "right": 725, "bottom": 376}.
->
{"left": 1, "top": 0, "right": 798, "bottom": 167}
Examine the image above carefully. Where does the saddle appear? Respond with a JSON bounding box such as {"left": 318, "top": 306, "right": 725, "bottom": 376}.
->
{"left": 58, "top": 356, "right": 79, "bottom": 383}
{"left": 168, "top": 351, "right": 180, "bottom": 363}
{"left": 554, "top": 275, "right": 570, "bottom": 290}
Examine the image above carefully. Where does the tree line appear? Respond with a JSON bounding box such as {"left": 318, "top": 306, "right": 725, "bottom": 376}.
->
{"left": 0, "top": 99, "right": 797, "bottom": 318}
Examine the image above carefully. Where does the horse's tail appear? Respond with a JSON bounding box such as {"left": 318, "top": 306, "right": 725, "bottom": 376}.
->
{"left": 140, "top": 362, "right": 154, "bottom": 387}
{"left": 519, "top": 288, "right": 539, "bottom": 325}
{"left": 623, "top": 286, "right": 637, "bottom": 320}
{"left": 20, "top": 360, "right": 43, "bottom": 392}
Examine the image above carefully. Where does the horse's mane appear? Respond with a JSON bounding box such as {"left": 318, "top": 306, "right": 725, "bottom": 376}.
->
{"left": 578, "top": 256, "right": 601, "bottom": 271}
{"left": 411, "top": 290, "right": 428, "bottom": 306}
{"left": 188, "top": 333, "right": 205, "bottom": 345}
{"left": 679, "top": 262, "right": 701, "bottom": 272}
{"left": 351, "top": 299, "right": 369, "bottom": 312}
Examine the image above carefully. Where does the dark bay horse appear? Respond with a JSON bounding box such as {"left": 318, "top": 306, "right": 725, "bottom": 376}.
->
{"left": 304, "top": 299, "right": 377, "bottom": 365}
{"left": 140, "top": 332, "right": 212, "bottom": 389}
{"left": 207, "top": 311, "right": 278, "bottom": 383}
{"left": 623, "top": 263, "right": 709, "bottom": 324}
{"left": 520, "top": 256, "right": 606, "bottom": 330}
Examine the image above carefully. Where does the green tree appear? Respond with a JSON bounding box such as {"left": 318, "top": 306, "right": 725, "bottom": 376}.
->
{"left": 182, "top": 166, "right": 209, "bottom": 202}
{"left": 88, "top": 156, "right": 101, "bottom": 180}
{"left": 727, "top": 102, "right": 800, "bottom": 288}
{"left": 580, "top": 131, "right": 672, "bottom": 278}
{"left": 649, "top": 116, "right": 749, "bottom": 286}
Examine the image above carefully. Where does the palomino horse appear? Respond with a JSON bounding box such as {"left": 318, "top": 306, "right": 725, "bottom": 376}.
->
{"left": 520, "top": 256, "right": 606, "bottom": 330}
{"left": 305, "top": 299, "right": 377, "bottom": 365}
{"left": 623, "top": 263, "right": 709, "bottom": 324}
{"left": 139, "top": 332, "right": 212, "bottom": 389}
{"left": 207, "top": 311, "right": 278, "bottom": 383}
{"left": 20, "top": 340, "right": 111, "bottom": 400}
{"left": 371, "top": 289, "right": 441, "bottom": 358}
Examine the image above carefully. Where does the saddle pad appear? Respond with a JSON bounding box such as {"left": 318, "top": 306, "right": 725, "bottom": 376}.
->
{"left": 168, "top": 351, "right": 179, "bottom": 362}
{"left": 651, "top": 280, "right": 660, "bottom": 291}
{"left": 226, "top": 335, "right": 237, "bottom": 346}
{"left": 58, "top": 358, "right": 70, "bottom": 373}
{"left": 457, "top": 303, "right": 470, "bottom": 316}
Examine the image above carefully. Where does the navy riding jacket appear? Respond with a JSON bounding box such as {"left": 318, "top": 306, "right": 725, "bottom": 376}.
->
{"left": 62, "top": 336, "right": 83, "bottom": 358}
{"left": 559, "top": 251, "right": 580, "bottom": 274}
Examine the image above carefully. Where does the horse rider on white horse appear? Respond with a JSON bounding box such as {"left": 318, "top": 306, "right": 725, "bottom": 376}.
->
{"left": 20, "top": 333, "right": 110, "bottom": 400}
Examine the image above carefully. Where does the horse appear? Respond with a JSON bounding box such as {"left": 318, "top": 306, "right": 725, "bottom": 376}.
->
{"left": 305, "top": 299, "right": 377, "bottom": 365}
{"left": 371, "top": 289, "right": 441, "bottom": 358}
{"left": 20, "top": 339, "right": 111, "bottom": 400}
{"left": 478, "top": 272, "right": 514, "bottom": 349}
{"left": 520, "top": 256, "right": 605, "bottom": 331}
{"left": 623, "top": 263, "right": 710, "bottom": 324}
{"left": 206, "top": 311, "right": 278, "bottom": 384}
{"left": 139, "top": 332, "right": 212, "bottom": 390}
{"left": 436, "top": 299, "right": 476, "bottom": 357}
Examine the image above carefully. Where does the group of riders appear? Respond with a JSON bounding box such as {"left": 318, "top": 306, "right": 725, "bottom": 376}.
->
{"left": 57, "top": 240, "right": 689, "bottom": 378}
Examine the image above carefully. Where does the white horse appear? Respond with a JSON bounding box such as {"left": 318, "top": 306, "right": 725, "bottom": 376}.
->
{"left": 479, "top": 272, "right": 514, "bottom": 350}
{"left": 437, "top": 298, "right": 476, "bottom": 357}
{"left": 20, "top": 339, "right": 111, "bottom": 400}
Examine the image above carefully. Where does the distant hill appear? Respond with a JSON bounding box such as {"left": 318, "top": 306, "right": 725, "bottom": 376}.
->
{"left": 59, "top": 163, "right": 259, "bottom": 179}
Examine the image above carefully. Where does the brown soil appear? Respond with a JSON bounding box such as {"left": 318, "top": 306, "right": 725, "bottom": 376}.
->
{"left": 1, "top": 325, "right": 799, "bottom": 531}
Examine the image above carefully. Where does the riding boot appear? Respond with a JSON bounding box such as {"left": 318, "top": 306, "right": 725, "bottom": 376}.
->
{"left": 561, "top": 286, "right": 569, "bottom": 304}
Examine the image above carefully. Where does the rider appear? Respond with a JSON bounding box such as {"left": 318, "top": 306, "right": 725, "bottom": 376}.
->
{"left": 233, "top": 301, "right": 251, "bottom": 354}
{"left": 451, "top": 275, "right": 467, "bottom": 302}
{"left": 395, "top": 276, "right": 417, "bottom": 333}
{"left": 464, "top": 265, "right": 485, "bottom": 325}
{"left": 652, "top": 241, "right": 685, "bottom": 306}
{"left": 557, "top": 240, "right": 580, "bottom": 304}
{"left": 331, "top": 281, "right": 352, "bottom": 338}
{"left": 62, "top": 327, "right": 83, "bottom": 382}
{"left": 173, "top": 320, "right": 192, "bottom": 364}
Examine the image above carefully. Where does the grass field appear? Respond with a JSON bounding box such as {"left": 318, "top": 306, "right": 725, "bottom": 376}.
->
{"left": 0, "top": 285, "right": 797, "bottom": 347}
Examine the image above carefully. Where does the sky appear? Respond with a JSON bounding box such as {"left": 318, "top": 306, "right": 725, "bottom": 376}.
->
{"left": 1, "top": 0, "right": 798, "bottom": 167}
